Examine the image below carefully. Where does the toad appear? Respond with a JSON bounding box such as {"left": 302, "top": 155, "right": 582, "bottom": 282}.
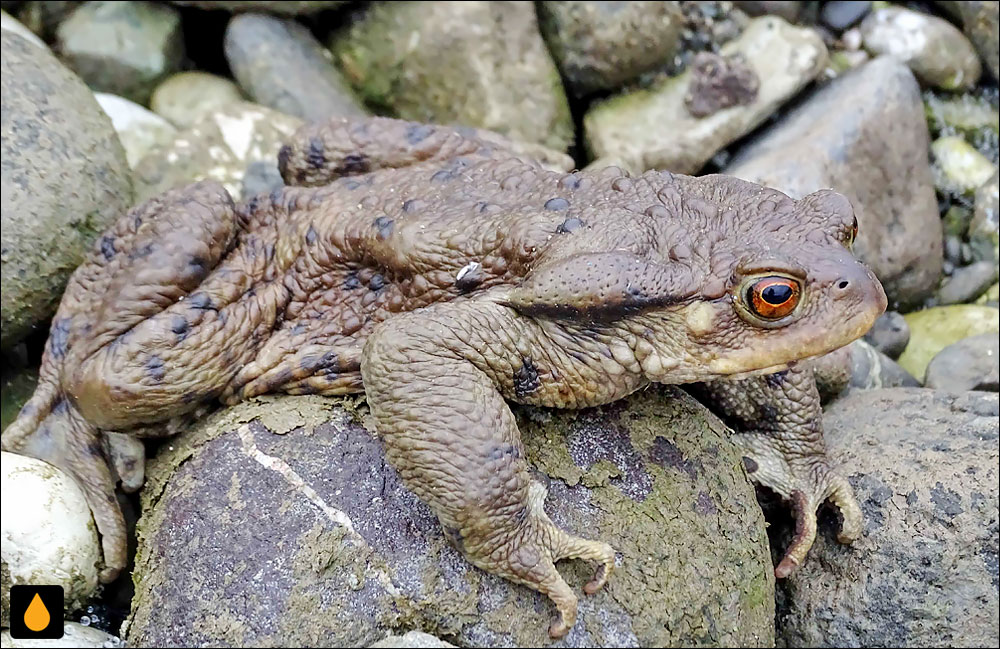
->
{"left": 2, "top": 116, "right": 886, "bottom": 638}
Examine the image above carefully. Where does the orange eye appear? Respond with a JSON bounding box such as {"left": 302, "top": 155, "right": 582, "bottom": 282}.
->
{"left": 746, "top": 276, "right": 800, "bottom": 320}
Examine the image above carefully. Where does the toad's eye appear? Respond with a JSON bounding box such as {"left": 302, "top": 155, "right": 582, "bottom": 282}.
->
{"left": 746, "top": 276, "right": 800, "bottom": 320}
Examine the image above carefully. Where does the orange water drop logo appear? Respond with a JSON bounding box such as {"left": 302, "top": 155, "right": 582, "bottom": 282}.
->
{"left": 24, "top": 593, "right": 51, "bottom": 632}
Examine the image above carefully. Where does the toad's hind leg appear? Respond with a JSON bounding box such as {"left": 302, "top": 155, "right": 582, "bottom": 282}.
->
{"left": 361, "top": 300, "right": 615, "bottom": 639}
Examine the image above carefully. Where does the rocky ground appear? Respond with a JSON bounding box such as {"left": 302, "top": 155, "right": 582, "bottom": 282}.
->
{"left": 0, "top": 1, "right": 997, "bottom": 648}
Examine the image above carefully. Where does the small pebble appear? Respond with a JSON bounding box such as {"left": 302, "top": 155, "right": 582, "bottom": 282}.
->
{"left": 863, "top": 311, "right": 910, "bottom": 360}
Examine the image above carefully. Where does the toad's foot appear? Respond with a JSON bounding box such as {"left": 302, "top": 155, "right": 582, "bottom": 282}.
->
{"left": 733, "top": 432, "right": 861, "bottom": 577}
{"left": 460, "top": 482, "right": 616, "bottom": 639}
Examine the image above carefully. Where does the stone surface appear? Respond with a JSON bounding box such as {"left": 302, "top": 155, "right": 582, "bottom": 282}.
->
{"left": 537, "top": 1, "right": 684, "bottom": 94}
{"left": 860, "top": 6, "right": 981, "bottom": 90}
{"left": 0, "top": 8, "right": 44, "bottom": 48}
{"left": 0, "top": 31, "right": 133, "bottom": 350}
{"left": 731, "top": 1, "right": 800, "bottom": 21}
{"left": 845, "top": 340, "right": 920, "bottom": 391}
{"left": 584, "top": 16, "right": 827, "bottom": 174}
{"left": 0, "top": 453, "right": 101, "bottom": 618}
{"left": 952, "top": 1, "right": 1000, "bottom": 80}
{"left": 225, "top": 12, "right": 365, "bottom": 122}
{"left": 330, "top": 1, "right": 573, "bottom": 151}
{"left": 150, "top": 71, "right": 243, "bottom": 128}
{"left": 12, "top": 1, "right": 81, "bottom": 40}
{"left": 863, "top": 311, "right": 910, "bottom": 360}
{"left": 776, "top": 388, "right": 1000, "bottom": 647}
{"left": 924, "top": 92, "right": 999, "bottom": 139}
{"left": 936, "top": 260, "right": 999, "bottom": 305}
{"left": 94, "top": 92, "right": 177, "bottom": 168}
{"left": 898, "top": 305, "right": 1000, "bottom": 381}
{"left": 969, "top": 170, "right": 999, "bottom": 265}
{"left": 925, "top": 332, "right": 999, "bottom": 392}
{"left": 170, "top": 0, "right": 344, "bottom": 13}
{"left": 55, "top": 1, "right": 185, "bottom": 105}
{"left": 820, "top": 0, "right": 871, "bottom": 32}
{"left": 726, "top": 57, "right": 943, "bottom": 311}
{"left": 368, "top": 631, "right": 455, "bottom": 648}
{"left": 125, "top": 392, "right": 775, "bottom": 647}
{"left": 932, "top": 135, "right": 997, "bottom": 196}
{"left": 132, "top": 101, "right": 302, "bottom": 203}
{"left": 0, "top": 623, "right": 123, "bottom": 648}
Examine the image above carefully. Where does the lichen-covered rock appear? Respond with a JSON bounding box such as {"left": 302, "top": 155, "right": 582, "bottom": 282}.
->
{"left": 132, "top": 101, "right": 302, "bottom": 203}
{"left": 150, "top": 71, "right": 244, "bottom": 128}
{"left": 125, "top": 391, "right": 775, "bottom": 647}
{"left": 969, "top": 170, "right": 999, "bottom": 265}
{"left": 776, "top": 388, "right": 1000, "bottom": 647}
{"left": 224, "top": 12, "right": 365, "bottom": 122}
{"left": 170, "top": 0, "right": 344, "bottom": 14}
{"left": 55, "top": 1, "right": 185, "bottom": 105}
{"left": 726, "top": 57, "right": 943, "bottom": 311}
{"left": 949, "top": 1, "right": 1000, "bottom": 81}
{"left": 94, "top": 92, "right": 177, "bottom": 168}
{"left": 329, "top": 1, "right": 573, "bottom": 151}
{"left": 897, "top": 305, "right": 1000, "bottom": 380}
{"left": 860, "top": 6, "right": 981, "bottom": 90}
{"left": 0, "top": 31, "right": 133, "bottom": 350}
{"left": 537, "top": 1, "right": 684, "bottom": 94}
{"left": 584, "top": 16, "right": 827, "bottom": 174}
{"left": 931, "top": 135, "right": 997, "bottom": 196}
{"left": 923, "top": 92, "right": 999, "bottom": 139}
{"left": 0, "top": 453, "right": 101, "bottom": 619}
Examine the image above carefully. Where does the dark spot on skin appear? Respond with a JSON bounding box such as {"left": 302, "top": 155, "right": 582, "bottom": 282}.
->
{"left": 513, "top": 357, "right": 540, "bottom": 398}
{"left": 764, "top": 370, "right": 788, "bottom": 388}
{"left": 18, "top": 403, "right": 35, "bottom": 417}
{"left": 291, "top": 323, "right": 307, "bottom": 336}
{"left": 264, "top": 368, "right": 294, "bottom": 390}
{"left": 406, "top": 124, "right": 434, "bottom": 144}
{"left": 187, "top": 293, "right": 215, "bottom": 310}
{"left": 337, "top": 153, "right": 370, "bottom": 176}
{"left": 487, "top": 444, "right": 521, "bottom": 461}
{"left": 455, "top": 262, "right": 483, "bottom": 292}
{"left": 306, "top": 225, "right": 318, "bottom": 245}
{"left": 49, "top": 318, "right": 71, "bottom": 359}
{"left": 133, "top": 214, "right": 143, "bottom": 230}
{"left": 373, "top": 216, "right": 394, "bottom": 240}
{"left": 759, "top": 403, "right": 779, "bottom": 422}
{"left": 343, "top": 273, "right": 361, "bottom": 290}
{"left": 277, "top": 145, "right": 291, "bottom": 174}
{"left": 100, "top": 235, "right": 116, "bottom": 260}
{"left": 52, "top": 400, "right": 70, "bottom": 415}
{"left": 343, "top": 180, "right": 361, "bottom": 191}
{"left": 560, "top": 175, "right": 582, "bottom": 190}
{"left": 430, "top": 169, "right": 453, "bottom": 183}
{"left": 930, "top": 482, "right": 963, "bottom": 519}
{"left": 170, "top": 315, "right": 190, "bottom": 338}
{"left": 443, "top": 525, "right": 465, "bottom": 553}
{"left": 269, "top": 188, "right": 283, "bottom": 205}
{"left": 182, "top": 391, "right": 199, "bottom": 404}
{"left": 369, "top": 274, "right": 385, "bottom": 290}
{"left": 544, "top": 197, "right": 570, "bottom": 211}
{"left": 556, "top": 217, "right": 584, "bottom": 234}
{"left": 87, "top": 439, "right": 105, "bottom": 458}
{"left": 742, "top": 456, "right": 758, "bottom": 473}
{"left": 648, "top": 436, "right": 698, "bottom": 479}
{"left": 402, "top": 199, "right": 422, "bottom": 213}
{"left": 246, "top": 196, "right": 261, "bottom": 213}
{"left": 128, "top": 243, "right": 154, "bottom": 261}
{"left": 146, "top": 356, "right": 166, "bottom": 382}
{"left": 307, "top": 136, "right": 326, "bottom": 169}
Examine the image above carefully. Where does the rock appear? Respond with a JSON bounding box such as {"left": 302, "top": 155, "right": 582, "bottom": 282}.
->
{"left": 125, "top": 392, "right": 775, "bottom": 647}
{"left": 731, "top": 1, "right": 800, "bottom": 21}
{"left": 776, "top": 388, "right": 999, "bottom": 647}
{"left": 726, "top": 58, "right": 943, "bottom": 311}
{"left": 224, "top": 13, "right": 365, "bottom": 122}
{"left": 330, "top": 1, "right": 572, "bottom": 151}
{"left": 170, "top": 0, "right": 345, "bottom": 14}
{"left": 0, "top": 8, "right": 44, "bottom": 48}
{"left": 969, "top": 170, "right": 999, "bottom": 265}
{"left": 897, "top": 305, "right": 1000, "bottom": 380}
{"left": 845, "top": 340, "right": 920, "bottom": 391}
{"left": 931, "top": 135, "right": 997, "bottom": 196}
{"left": 820, "top": 0, "right": 871, "bottom": 32}
{"left": 683, "top": 51, "right": 760, "bottom": 118}
{"left": 0, "top": 453, "right": 101, "bottom": 616}
{"left": 860, "top": 6, "right": 981, "bottom": 90}
{"left": 925, "top": 333, "right": 1000, "bottom": 391}
{"left": 1, "top": 366, "right": 38, "bottom": 433}
{"left": 863, "top": 311, "right": 910, "bottom": 360}
{"left": 150, "top": 71, "right": 243, "bottom": 128}
{"left": 240, "top": 159, "right": 285, "bottom": 198}
{"left": 924, "top": 92, "right": 999, "bottom": 139}
{"left": 936, "top": 260, "right": 999, "bottom": 304}
{"left": 369, "top": 631, "right": 455, "bottom": 648}
{"left": 55, "top": 1, "right": 185, "bottom": 105}
{"left": 584, "top": 16, "right": 826, "bottom": 174}
{"left": 976, "top": 282, "right": 999, "bottom": 305}
{"left": 537, "top": 1, "right": 684, "bottom": 95}
{"left": 1, "top": 622, "right": 123, "bottom": 648}
{"left": 13, "top": 1, "right": 81, "bottom": 41}
{"left": 950, "top": 1, "right": 999, "bottom": 81}
{"left": 94, "top": 92, "right": 177, "bottom": 168}
{"left": 0, "top": 31, "right": 133, "bottom": 350}
{"left": 132, "top": 101, "right": 302, "bottom": 203}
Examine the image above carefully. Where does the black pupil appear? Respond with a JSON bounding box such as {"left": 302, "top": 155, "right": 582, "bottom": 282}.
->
{"left": 761, "top": 283, "right": 792, "bottom": 305}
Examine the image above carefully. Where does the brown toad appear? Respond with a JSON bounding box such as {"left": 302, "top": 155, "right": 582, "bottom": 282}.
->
{"left": 3, "top": 116, "right": 886, "bottom": 638}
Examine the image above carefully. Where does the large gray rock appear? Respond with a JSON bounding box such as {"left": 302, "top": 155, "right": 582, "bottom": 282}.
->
{"left": 125, "top": 391, "right": 775, "bottom": 647}
{"left": 583, "top": 16, "right": 827, "bottom": 175}
{"left": 55, "top": 1, "right": 185, "bottom": 105}
{"left": 224, "top": 13, "right": 365, "bottom": 122}
{"left": 726, "top": 57, "right": 943, "bottom": 311}
{"left": 924, "top": 332, "right": 1000, "bottom": 392}
{"left": 0, "top": 31, "right": 132, "bottom": 350}
{"left": 777, "top": 388, "right": 999, "bottom": 647}
{"left": 538, "top": 1, "right": 684, "bottom": 95}
{"left": 329, "top": 1, "right": 573, "bottom": 152}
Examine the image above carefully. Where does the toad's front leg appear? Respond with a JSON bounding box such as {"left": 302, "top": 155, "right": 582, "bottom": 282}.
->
{"left": 360, "top": 298, "right": 640, "bottom": 638}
